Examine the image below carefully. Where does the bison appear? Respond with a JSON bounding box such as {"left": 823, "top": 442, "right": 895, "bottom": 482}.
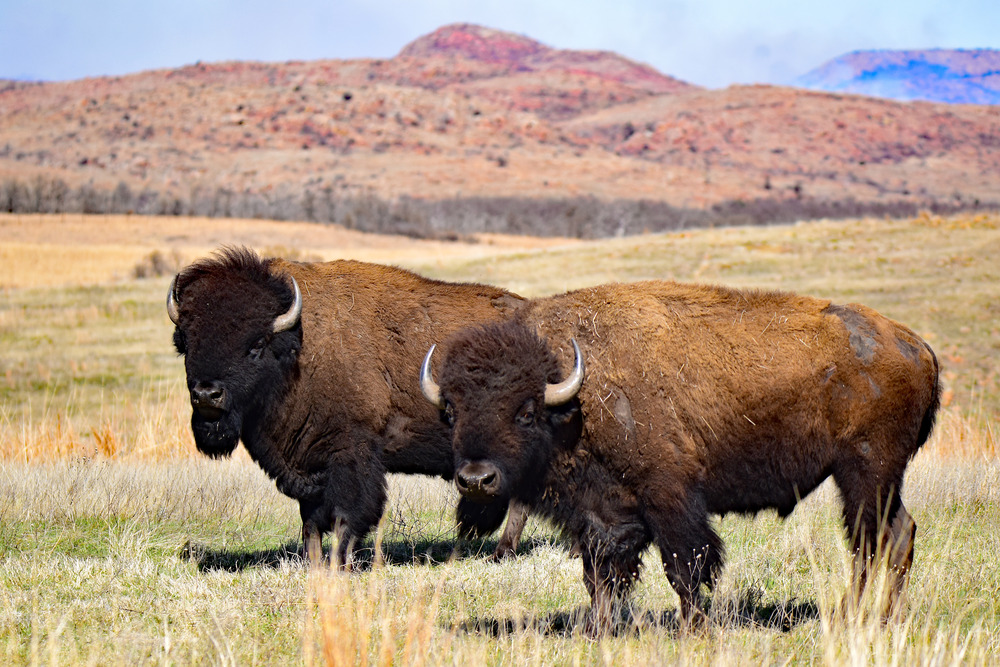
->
{"left": 167, "top": 246, "right": 530, "bottom": 565}
{"left": 420, "top": 281, "right": 940, "bottom": 633}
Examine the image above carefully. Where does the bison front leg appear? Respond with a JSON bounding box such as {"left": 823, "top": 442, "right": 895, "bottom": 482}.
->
{"left": 580, "top": 546, "right": 644, "bottom": 638}
{"left": 300, "top": 516, "right": 323, "bottom": 565}
{"left": 492, "top": 500, "right": 529, "bottom": 560}
{"left": 661, "top": 551, "right": 711, "bottom": 629}
{"left": 578, "top": 519, "right": 649, "bottom": 637}
{"left": 581, "top": 551, "right": 619, "bottom": 637}
{"left": 330, "top": 519, "right": 358, "bottom": 570}
{"left": 455, "top": 496, "right": 508, "bottom": 538}
{"left": 646, "top": 502, "right": 721, "bottom": 629}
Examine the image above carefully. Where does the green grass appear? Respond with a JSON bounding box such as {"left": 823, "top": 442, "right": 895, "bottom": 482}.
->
{"left": 0, "top": 456, "right": 997, "bottom": 664}
{"left": 1, "top": 211, "right": 999, "bottom": 664}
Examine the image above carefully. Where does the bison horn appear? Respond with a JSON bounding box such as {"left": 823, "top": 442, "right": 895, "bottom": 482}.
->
{"left": 166, "top": 276, "right": 181, "bottom": 324}
{"left": 272, "top": 276, "right": 302, "bottom": 333}
{"left": 420, "top": 344, "right": 445, "bottom": 409}
{"left": 544, "top": 339, "right": 585, "bottom": 406}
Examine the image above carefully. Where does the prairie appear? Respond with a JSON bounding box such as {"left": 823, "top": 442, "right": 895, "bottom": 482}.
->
{"left": 0, "top": 211, "right": 997, "bottom": 664}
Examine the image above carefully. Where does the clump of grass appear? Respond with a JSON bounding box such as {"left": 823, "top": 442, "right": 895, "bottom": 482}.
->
{"left": 259, "top": 245, "right": 325, "bottom": 263}
{"left": 0, "top": 384, "right": 194, "bottom": 462}
{"left": 306, "top": 565, "right": 455, "bottom": 667}
{"left": 131, "top": 249, "right": 184, "bottom": 279}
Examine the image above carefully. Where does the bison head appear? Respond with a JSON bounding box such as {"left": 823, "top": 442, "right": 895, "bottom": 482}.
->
{"left": 420, "top": 320, "right": 583, "bottom": 505}
{"left": 168, "top": 247, "right": 302, "bottom": 458}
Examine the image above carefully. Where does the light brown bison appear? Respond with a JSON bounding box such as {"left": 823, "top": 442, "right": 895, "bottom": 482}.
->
{"left": 421, "top": 281, "right": 940, "bottom": 633}
{"left": 167, "top": 246, "right": 529, "bottom": 565}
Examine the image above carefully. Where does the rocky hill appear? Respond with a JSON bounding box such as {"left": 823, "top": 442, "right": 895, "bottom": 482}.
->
{"left": 2, "top": 24, "right": 999, "bottom": 235}
{"left": 796, "top": 49, "right": 1000, "bottom": 105}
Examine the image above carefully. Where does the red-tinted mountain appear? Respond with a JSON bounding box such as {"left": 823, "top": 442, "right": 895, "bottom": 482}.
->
{"left": 398, "top": 23, "right": 692, "bottom": 95}
{"left": 397, "top": 23, "right": 550, "bottom": 63}
{"left": 1, "top": 25, "right": 999, "bottom": 218}
{"left": 796, "top": 49, "right": 1000, "bottom": 105}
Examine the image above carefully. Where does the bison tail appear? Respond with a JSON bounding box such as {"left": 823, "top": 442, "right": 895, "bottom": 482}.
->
{"left": 915, "top": 343, "right": 941, "bottom": 452}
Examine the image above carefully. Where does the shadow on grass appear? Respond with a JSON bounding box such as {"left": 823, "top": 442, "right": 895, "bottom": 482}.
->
{"left": 180, "top": 539, "right": 302, "bottom": 572}
{"left": 458, "top": 594, "right": 819, "bottom": 638}
{"left": 181, "top": 534, "right": 564, "bottom": 573}
{"left": 706, "top": 591, "right": 821, "bottom": 632}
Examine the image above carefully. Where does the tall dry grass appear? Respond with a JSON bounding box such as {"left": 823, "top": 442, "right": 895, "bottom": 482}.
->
{"left": 0, "top": 384, "right": 193, "bottom": 462}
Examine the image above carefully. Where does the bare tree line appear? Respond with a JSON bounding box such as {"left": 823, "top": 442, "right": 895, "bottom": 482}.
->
{"left": 1, "top": 175, "right": 993, "bottom": 239}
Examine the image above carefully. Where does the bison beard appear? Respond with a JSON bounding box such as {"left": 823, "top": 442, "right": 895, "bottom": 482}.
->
{"left": 169, "top": 246, "right": 527, "bottom": 567}
{"left": 427, "top": 282, "right": 940, "bottom": 635}
{"left": 190, "top": 411, "right": 240, "bottom": 458}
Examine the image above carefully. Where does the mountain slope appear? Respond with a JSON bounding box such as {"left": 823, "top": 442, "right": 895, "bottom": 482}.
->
{"left": 796, "top": 49, "right": 1000, "bottom": 105}
{"left": 2, "top": 25, "right": 999, "bottom": 223}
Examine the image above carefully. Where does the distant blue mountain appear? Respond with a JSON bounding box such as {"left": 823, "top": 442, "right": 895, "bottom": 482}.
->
{"left": 795, "top": 49, "right": 1000, "bottom": 105}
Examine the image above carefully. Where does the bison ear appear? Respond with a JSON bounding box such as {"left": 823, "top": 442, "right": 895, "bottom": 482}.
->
{"left": 549, "top": 400, "right": 583, "bottom": 449}
{"left": 173, "top": 327, "right": 187, "bottom": 355}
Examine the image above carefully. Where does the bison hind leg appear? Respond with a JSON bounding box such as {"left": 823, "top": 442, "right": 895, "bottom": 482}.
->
{"left": 834, "top": 462, "right": 915, "bottom": 620}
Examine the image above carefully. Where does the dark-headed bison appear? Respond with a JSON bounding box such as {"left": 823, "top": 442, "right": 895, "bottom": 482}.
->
{"left": 421, "top": 281, "right": 940, "bottom": 633}
{"left": 168, "top": 246, "right": 529, "bottom": 565}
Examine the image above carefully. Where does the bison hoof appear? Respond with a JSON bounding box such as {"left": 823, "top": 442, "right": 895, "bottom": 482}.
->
{"left": 678, "top": 605, "right": 711, "bottom": 634}
{"left": 488, "top": 544, "right": 517, "bottom": 561}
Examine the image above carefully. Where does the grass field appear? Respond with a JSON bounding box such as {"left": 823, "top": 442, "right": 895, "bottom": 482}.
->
{"left": 0, "top": 211, "right": 998, "bottom": 664}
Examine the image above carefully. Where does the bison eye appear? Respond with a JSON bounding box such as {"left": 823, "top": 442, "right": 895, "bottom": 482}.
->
{"left": 515, "top": 399, "right": 536, "bottom": 427}
{"left": 443, "top": 401, "right": 455, "bottom": 427}
{"left": 248, "top": 336, "right": 268, "bottom": 360}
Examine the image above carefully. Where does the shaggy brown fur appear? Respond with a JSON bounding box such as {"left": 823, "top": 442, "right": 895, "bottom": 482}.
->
{"left": 170, "top": 246, "right": 528, "bottom": 565}
{"left": 431, "top": 280, "right": 940, "bottom": 633}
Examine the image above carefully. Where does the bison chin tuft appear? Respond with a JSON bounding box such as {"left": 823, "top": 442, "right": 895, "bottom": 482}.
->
{"left": 191, "top": 411, "right": 241, "bottom": 458}
{"left": 455, "top": 496, "right": 509, "bottom": 538}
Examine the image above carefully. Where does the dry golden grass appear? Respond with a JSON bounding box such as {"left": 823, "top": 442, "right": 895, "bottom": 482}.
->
{"left": 0, "top": 213, "right": 578, "bottom": 289}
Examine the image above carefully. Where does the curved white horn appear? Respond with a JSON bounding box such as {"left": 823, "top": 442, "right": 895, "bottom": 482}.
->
{"left": 272, "top": 276, "right": 302, "bottom": 333}
{"left": 544, "top": 339, "right": 585, "bottom": 406}
{"left": 166, "top": 276, "right": 180, "bottom": 324}
{"left": 419, "top": 344, "right": 444, "bottom": 409}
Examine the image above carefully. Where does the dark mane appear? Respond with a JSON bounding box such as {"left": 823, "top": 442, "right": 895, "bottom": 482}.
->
{"left": 444, "top": 320, "right": 562, "bottom": 396}
{"left": 176, "top": 246, "right": 292, "bottom": 305}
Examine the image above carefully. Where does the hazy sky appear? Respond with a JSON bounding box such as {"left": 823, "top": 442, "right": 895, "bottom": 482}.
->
{"left": 2, "top": 0, "right": 998, "bottom": 88}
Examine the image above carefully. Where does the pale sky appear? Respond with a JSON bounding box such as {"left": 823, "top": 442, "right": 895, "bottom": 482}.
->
{"left": 1, "top": 0, "right": 997, "bottom": 88}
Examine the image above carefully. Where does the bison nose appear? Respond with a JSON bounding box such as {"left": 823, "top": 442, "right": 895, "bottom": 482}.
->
{"left": 455, "top": 462, "right": 502, "bottom": 501}
{"left": 191, "top": 381, "right": 227, "bottom": 419}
